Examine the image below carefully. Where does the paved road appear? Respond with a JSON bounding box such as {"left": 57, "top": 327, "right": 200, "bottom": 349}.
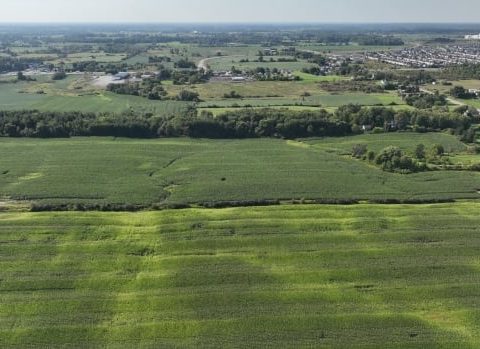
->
{"left": 197, "top": 55, "right": 246, "bottom": 73}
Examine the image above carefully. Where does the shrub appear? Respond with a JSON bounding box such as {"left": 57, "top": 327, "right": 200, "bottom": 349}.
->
{"left": 52, "top": 71, "right": 67, "bottom": 80}
{"left": 432, "top": 144, "right": 445, "bottom": 156}
{"left": 177, "top": 90, "right": 200, "bottom": 102}
{"left": 352, "top": 144, "right": 368, "bottom": 158}
{"left": 414, "top": 144, "right": 426, "bottom": 159}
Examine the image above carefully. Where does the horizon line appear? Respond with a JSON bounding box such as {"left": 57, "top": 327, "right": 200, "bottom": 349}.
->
{"left": 1, "top": 21, "right": 480, "bottom": 25}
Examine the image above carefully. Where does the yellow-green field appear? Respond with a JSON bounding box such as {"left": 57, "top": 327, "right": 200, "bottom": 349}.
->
{"left": 1, "top": 203, "right": 479, "bottom": 348}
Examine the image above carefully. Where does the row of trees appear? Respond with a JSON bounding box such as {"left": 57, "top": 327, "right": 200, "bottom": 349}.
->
{"left": 0, "top": 104, "right": 477, "bottom": 139}
{"left": 334, "top": 104, "right": 477, "bottom": 133}
{"left": 0, "top": 109, "right": 347, "bottom": 139}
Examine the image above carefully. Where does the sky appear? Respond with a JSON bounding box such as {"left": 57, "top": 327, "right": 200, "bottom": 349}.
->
{"left": 0, "top": 0, "right": 479, "bottom": 23}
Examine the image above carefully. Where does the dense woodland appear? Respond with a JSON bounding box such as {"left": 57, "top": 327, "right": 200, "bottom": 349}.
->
{"left": 0, "top": 105, "right": 476, "bottom": 139}
{"left": 0, "top": 57, "right": 41, "bottom": 73}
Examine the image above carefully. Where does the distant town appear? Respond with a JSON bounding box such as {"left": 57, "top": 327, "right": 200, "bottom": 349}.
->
{"left": 367, "top": 43, "right": 480, "bottom": 68}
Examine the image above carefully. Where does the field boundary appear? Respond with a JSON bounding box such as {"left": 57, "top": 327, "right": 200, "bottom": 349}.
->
{"left": 22, "top": 197, "right": 475, "bottom": 213}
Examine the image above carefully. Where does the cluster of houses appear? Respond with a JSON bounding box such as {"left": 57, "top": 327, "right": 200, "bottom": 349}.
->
{"left": 262, "top": 46, "right": 297, "bottom": 56}
{"left": 210, "top": 71, "right": 249, "bottom": 82}
{"left": 366, "top": 44, "right": 480, "bottom": 68}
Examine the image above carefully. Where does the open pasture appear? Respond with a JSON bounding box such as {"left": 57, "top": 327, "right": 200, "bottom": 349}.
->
{"left": 170, "top": 80, "right": 405, "bottom": 109}
{"left": 51, "top": 52, "right": 127, "bottom": 65}
{"left": 0, "top": 80, "right": 189, "bottom": 114}
{"left": 297, "top": 43, "right": 406, "bottom": 53}
{"left": 198, "top": 105, "right": 325, "bottom": 116}
{"left": 206, "top": 55, "right": 316, "bottom": 71}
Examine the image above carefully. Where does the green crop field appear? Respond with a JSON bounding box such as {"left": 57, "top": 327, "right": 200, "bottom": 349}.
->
{"left": 0, "top": 203, "right": 479, "bottom": 348}
{"left": 2, "top": 23, "right": 480, "bottom": 349}
{"left": 0, "top": 137, "right": 479, "bottom": 207}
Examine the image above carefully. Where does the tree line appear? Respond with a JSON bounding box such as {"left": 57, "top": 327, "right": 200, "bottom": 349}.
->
{"left": 0, "top": 105, "right": 477, "bottom": 139}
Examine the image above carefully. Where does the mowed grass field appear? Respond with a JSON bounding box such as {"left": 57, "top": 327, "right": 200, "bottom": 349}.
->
{"left": 0, "top": 79, "right": 190, "bottom": 115}
{"left": 0, "top": 137, "right": 479, "bottom": 206}
{"left": 207, "top": 56, "right": 317, "bottom": 71}
{"left": 173, "top": 80, "right": 405, "bottom": 107}
{"left": 304, "top": 133, "right": 469, "bottom": 155}
{"left": 197, "top": 93, "right": 404, "bottom": 109}
{"left": 0, "top": 203, "right": 479, "bottom": 348}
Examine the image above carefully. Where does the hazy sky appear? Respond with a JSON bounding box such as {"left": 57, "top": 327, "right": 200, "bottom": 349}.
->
{"left": 0, "top": 0, "right": 479, "bottom": 23}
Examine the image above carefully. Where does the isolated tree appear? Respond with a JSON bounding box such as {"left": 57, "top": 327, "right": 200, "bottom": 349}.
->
{"left": 177, "top": 90, "right": 199, "bottom": 102}
{"left": 258, "top": 51, "right": 264, "bottom": 62}
{"left": 414, "top": 144, "right": 426, "bottom": 159}
{"left": 432, "top": 144, "right": 445, "bottom": 157}
{"left": 52, "top": 71, "right": 67, "bottom": 80}
{"left": 17, "top": 71, "right": 26, "bottom": 81}
{"left": 461, "top": 126, "right": 477, "bottom": 144}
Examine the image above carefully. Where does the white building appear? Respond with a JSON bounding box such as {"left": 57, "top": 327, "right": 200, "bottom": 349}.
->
{"left": 465, "top": 34, "right": 480, "bottom": 40}
{"left": 232, "top": 76, "right": 246, "bottom": 82}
